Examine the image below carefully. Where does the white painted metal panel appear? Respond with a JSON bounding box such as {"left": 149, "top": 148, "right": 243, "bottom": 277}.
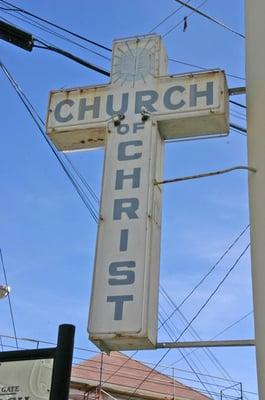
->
{"left": 88, "top": 119, "right": 163, "bottom": 351}
{"left": 46, "top": 34, "right": 230, "bottom": 352}
{"left": 46, "top": 70, "right": 229, "bottom": 151}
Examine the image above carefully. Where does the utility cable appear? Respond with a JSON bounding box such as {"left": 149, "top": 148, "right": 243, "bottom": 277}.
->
{"left": 173, "top": 0, "right": 245, "bottom": 38}
{"left": 211, "top": 311, "right": 253, "bottom": 341}
{"left": 163, "top": 0, "right": 210, "bottom": 37}
{"left": 159, "top": 306, "right": 219, "bottom": 395}
{"left": 127, "top": 243, "right": 250, "bottom": 400}
{"left": 230, "top": 100, "right": 246, "bottom": 109}
{"left": 160, "top": 288, "right": 244, "bottom": 393}
{"left": 171, "top": 310, "right": 254, "bottom": 398}
{"left": 230, "top": 123, "right": 247, "bottom": 134}
{"left": 149, "top": 0, "right": 193, "bottom": 33}
{"left": 159, "top": 310, "right": 215, "bottom": 399}
{"left": 0, "top": 11, "right": 111, "bottom": 61}
{"left": 0, "top": 5, "right": 246, "bottom": 84}
{"left": 0, "top": 248, "right": 18, "bottom": 349}
{"left": 0, "top": 12, "right": 245, "bottom": 85}
{"left": 0, "top": 0, "right": 112, "bottom": 52}
{"left": 0, "top": 60, "right": 99, "bottom": 222}
{"left": 34, "top": 39, "right": 110, "bottom": 76}
{"left": 160, "top": 293, "right": 237, "bottom": 387}
{"left": 169, "top": 57, "right": 245, "bottom": 81}
{"left": 159, "top": 223, "right": 249, "bottom": 329}
{"left": 230, "top": 127, "right": 247, "bottom": 137}
{"left": 0, "top": 60, "right": 99, "bottom": 217}
{"left": 173, "top": 243, "right": 250, "bottom": 342}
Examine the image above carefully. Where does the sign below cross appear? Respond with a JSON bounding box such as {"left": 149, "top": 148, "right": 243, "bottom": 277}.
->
{"left": 46, "top": 34, "right": 229, "bottom": 352}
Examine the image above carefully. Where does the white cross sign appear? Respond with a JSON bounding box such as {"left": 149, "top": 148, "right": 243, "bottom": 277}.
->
{"left": 46, "top": 34, "right": 229, "bottom": 352}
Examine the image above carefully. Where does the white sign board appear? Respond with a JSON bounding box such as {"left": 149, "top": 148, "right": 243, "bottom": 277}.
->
{"left": 0, "top": 359, "right": 53, "bottom": 400}
{"left": 46, "top": 34, "right": 229, "bottom": 352}
{"left": 47, "top": 74, "right": 229, "bottom": 151}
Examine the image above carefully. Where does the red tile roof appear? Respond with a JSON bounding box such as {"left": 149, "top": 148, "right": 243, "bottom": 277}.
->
{"left": 70, "top": 351, "right": 210, "bottom": 400}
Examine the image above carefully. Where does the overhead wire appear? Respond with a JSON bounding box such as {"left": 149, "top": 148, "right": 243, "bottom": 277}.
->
{"left": 149, "top": 0, "right": 193, "bottom": 33}
{"left": 211, "top": 311, "right": 253, "bottom": 341}
{"left": 230, "top": 123, "right": 247, "bottom": 134}
{"left": 169, "top": 311, "right": 253, "bottom": 378}
{"left": 174, "top": 243, "right": 250, "bottom": 341}
{"left": 159, "top": 294, "right": 236, "bottom": 389}
{"left": 163, "top": 0, "right": 210, "bottom": 37}
{"left": 0, "top": 248, "right": 18, "bottom": 349}
{"left": 0, "top": 7, "right": 246, "bottom": 84}
{"left": 168, "top": 58, "right": 245, "bottom": 81}
{"left": 0, "top": 60, "right": 99, "bottom": 222}
{"left": 0, "top": 0, "right": 112, "bottom": 52}
{"left": 230, "top": 100, "right": 246, "bottom": 109}
{"left": 159, "top": 288, "right": 244, "bottom": 394}
{"left": 33, "top": 38, "right": 110, "bottom": 76}
{"left": 173, "top": 0, "right": 245, "bottom": 38}
{"left": 126, "top": 243, "right": 250, "bottom": 400}
{"left": 159, "top": 225, "right": 249, "bottom": 329}
{"left": 0, "top": 11, "right": 111, "bottom": 61}
{"left": 159, "top": 309, "right": 215, "bottom": 398}
{"left": 159, "top": 305, "right": 218, "bottom": 396}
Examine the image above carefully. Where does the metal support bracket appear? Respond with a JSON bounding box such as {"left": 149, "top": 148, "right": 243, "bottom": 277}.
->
{"left": 156, "top": 339, "right": 255, "bottom": 349}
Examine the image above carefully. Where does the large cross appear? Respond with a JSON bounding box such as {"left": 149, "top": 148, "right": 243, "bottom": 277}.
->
{"left": 46, "top": 34, "right": 229, "bottom": 352}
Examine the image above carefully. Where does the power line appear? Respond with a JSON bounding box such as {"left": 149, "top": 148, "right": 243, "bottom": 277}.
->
{"left": 169, "top": 58, "right": 245, "bottom": 81}
{"left": 173, "top": 0, "right": 245, "bottom": 38}
{"left": 0, "top": 11, "right": 111, "bottom": 61}
{"left": 230, "top": 128, "right": 247, "bottom": 138}
{"left": 0, "top": 60, "right": 99, "bottom": 222}
{"left": 172, "top": 310, "right": 254, "bottom": 391}
{"left": 0, "top": 0, "right": 112, "bottom": 52}
{"left": 212, "top": 311, "right": 253, "bottom": 341}
{"left": 0, "top": 17, "right": 111, "bottom": 75}
{"left": 0, "top": 11, "right": 246, "bottom": 87}
{"left": 0, "top": 248, "right": 18, "bottom": 349}
{"left": 0, "top": 4, "right": 246, "bottom": 84}
{"left": 163, "top": 0, "right": 210, "bottom": 37}
{"left": 149, "top": 0, "right": 193, "bottom": 33}
{"left": 159, "top": 225, "right": 249, "bottom": 329}
{"left": 0, "top": 60, "right": 99, "bottom": 215}
{"left": 230, "top": 123, "right": 247, "bottom": 134}
{"left": 175, "top": 243, "right": 250, "bottom": 342}
{"left": 159, "top": 310, "right": 215, "bottom": 399}
{"left": 127, "top": 243, "right": 250, "bottom": 400}
{"left": 230, "top": 100, "right": 246, "bottom": 109}
{"left": 159, "top": 305, "right": 220, "bottom": 396}
{"left": 33, "top": 39, "right": 110, "bottom": 76}
{"left": 160, "top": 289, "right": 245, "bottom": 393}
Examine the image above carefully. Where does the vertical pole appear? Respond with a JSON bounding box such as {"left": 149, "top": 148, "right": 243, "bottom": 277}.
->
{"left": 96, "top": 352, "right": 104, "bottom": 400}
{"left": 239, "top": 382, "right": 243, "bottom": 400}
{"left": 172, "top": 367, "right": 176, "bottom": 400}
{"left": 245, "top": 1, "right": 265, "bottom": 398}
{"left": 49, "top": 324, "right": 75, "bottom": 400}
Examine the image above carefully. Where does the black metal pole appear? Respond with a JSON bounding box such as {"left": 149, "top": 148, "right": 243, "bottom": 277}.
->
{"left": 49, "top": 324, "right": 75, "bottom": 400}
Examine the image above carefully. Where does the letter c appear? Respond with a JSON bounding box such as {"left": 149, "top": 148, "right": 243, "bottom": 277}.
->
{"left": 54, "top": 99, "right": 74, "bottom": 123}
{"left": 118, "top": 140, "right": 143, "bottom": 161}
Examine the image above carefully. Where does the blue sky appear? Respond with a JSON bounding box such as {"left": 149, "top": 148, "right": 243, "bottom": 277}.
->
{"left": 0, "top": 0, "right": 257, "bottom": 398}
